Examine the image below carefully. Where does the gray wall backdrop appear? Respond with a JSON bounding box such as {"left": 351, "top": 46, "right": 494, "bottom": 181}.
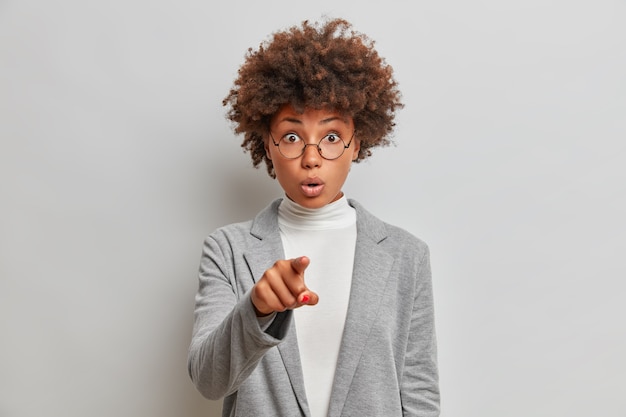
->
{"left": 1, "top": 0, "right": 625, "bottom": 416}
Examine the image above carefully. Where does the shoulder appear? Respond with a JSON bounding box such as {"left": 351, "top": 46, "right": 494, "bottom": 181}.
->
{"left": 204, "top": 198, "right": 281, "bottom": 246}
{"left": 206, "top": 219, "right": 253, "bottom": 244}
{"left": 349, "top": 198, "right": 429, "bottom": 258}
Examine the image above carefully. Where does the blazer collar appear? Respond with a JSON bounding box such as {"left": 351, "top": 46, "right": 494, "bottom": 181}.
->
{"left": 246, "top": 198, "right": 393, "bottom": 416}
{"left": 249, "top": 198, "right": 388, "bottom": 242}
{"left": 245, "top": 199, "right": 311, "bottom": 413}
{"left": 329, "top": 199, "right": 394, "bottom": 415}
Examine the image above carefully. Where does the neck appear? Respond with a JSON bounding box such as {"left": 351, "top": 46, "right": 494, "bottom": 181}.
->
{"left": 278, "top": 194, "right": 355, "bottom": 230}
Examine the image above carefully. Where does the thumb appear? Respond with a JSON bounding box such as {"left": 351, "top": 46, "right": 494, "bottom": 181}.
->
{"left": 291, "top": 256, "right": 310, "bottom": 275}
{"left": 298, "top": 290, "right": 319, "bottom": 306}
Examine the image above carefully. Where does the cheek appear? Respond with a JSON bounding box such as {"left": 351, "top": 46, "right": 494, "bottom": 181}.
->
{"left": 334, "top": 159, "right": 354, "bottom": 180}
{"left": 272, "top": 159, "right": 298, "bottom": 182}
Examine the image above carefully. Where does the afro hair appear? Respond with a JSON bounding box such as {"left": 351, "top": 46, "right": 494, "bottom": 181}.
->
{"left": 223, "top": 17, "right": 404, "bottom": 177}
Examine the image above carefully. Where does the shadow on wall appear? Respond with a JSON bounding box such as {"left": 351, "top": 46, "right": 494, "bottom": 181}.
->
{"left": 213, "top": 143, "right": 282, "bottom": 226}
{"left": 178, "top": 134, "right": 280, "bottom": 417}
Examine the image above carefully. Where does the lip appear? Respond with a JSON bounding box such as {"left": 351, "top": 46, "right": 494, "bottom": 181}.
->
{"left": 300, "top": 177, "right": 325, "bottom": 197}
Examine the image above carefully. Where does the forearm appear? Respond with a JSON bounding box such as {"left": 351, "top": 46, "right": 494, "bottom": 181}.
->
{"left": 188, "top": 292, "right": 291, "bottom": 399}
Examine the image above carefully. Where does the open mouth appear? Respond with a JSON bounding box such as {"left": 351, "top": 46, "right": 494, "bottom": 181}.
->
{"left": 301, "top": 179, "right": 324, "bottom": 197}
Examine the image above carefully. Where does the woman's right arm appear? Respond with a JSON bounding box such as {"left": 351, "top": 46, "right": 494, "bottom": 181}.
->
{"left": 187, "top": 235, "right": 289, "bottom": 400}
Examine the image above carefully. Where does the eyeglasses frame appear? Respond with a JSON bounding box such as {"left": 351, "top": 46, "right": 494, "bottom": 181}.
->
{"left": 269, "top": 130, "right": 356, "bottom": 160}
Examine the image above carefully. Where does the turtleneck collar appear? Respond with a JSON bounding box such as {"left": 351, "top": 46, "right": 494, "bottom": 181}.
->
{"left": 277, "top": 194, "right": 356, "bottom": 230}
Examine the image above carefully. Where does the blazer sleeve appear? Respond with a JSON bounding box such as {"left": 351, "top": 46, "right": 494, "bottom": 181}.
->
{"left": 187, "top": 233, "right": 292, "bottom": 400}
{"left": 401, "top": 245, "right": 441, "bottom": 416}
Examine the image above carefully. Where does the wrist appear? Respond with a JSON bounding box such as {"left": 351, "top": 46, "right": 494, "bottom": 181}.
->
{"left": 251, "top": 298, "right": 273, "bottom": 317}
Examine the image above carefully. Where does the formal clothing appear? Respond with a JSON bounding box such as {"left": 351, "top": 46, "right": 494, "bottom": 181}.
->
{"left": 188, "top": 198, "right": 440, "bottom": 416}
{"left": 278, "top": 196, "right": 357, "bottom": 417}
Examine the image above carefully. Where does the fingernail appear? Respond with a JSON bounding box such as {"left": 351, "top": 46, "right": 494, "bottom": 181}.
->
{"left": 301, "top": 295, "right": 310, "bottom": 304}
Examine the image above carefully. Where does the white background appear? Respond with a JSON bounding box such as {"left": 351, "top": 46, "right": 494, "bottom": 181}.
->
{"left": 1, "top": 1, "right": 625, "bottom": 416}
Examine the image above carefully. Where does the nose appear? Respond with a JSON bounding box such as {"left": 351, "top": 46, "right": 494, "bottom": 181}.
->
{"left": 301, "top": 143, "right": 322, "bottom": 169}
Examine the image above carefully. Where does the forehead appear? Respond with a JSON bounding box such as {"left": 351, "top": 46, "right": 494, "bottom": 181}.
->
{"left": 270, "top": 104, "right": 353, "bottom": 128}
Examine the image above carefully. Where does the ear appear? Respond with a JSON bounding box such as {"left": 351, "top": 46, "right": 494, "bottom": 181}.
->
{"left": 351, "top": 138, "right": 361, "bottom": 161}
{"left": 264, "top": 136, "right": 272, "bottom": 160}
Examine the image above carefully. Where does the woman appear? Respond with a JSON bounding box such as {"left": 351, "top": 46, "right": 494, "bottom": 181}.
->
{"left": 188, "top": 17, "right": 440, "bottom": 417}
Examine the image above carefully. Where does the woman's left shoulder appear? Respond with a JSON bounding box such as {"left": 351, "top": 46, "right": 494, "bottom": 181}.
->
{"left": 350, "top": 199, "right": 429, "bottom": 253}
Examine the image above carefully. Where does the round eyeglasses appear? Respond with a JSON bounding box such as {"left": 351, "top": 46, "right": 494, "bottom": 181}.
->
{"left": 269, "top": 130, "right": 356, "bottom": 160}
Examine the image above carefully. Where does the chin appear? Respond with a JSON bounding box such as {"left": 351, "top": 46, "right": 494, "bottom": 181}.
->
{"left": 286, "top": 190, "right": 342, "bottom": 209}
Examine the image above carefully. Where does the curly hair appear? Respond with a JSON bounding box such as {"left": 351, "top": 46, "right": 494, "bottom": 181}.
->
{"left": 223, "top": 17, "right": 404, "bottom": 178}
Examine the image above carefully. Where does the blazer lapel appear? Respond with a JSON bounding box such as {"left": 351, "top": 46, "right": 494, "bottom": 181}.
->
{"left": 276, "top": 328, "right": 310, "bottom": 415}
{"left": 244, "top": 199, "right": 311, "bottom": 416}
{"left": 328, "top": 200, "right": 394, "bottom": 416}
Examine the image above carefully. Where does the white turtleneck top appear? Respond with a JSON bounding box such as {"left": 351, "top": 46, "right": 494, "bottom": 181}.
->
{"left": 277, "top": 195, "right": 357, "bottom": 417}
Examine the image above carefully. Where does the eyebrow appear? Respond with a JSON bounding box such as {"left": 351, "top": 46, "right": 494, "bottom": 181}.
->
{"left": 276, "top": 116, "right": 349, "bottom": 126}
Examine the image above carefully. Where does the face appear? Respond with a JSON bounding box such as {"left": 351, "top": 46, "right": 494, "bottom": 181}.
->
{"left": 265, "top": 105, "right": 360, "bottom": 209}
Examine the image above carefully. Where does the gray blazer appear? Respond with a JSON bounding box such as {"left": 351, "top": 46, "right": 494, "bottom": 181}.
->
{"left": 188, "top": 199, "right": 439, "bottom": 416}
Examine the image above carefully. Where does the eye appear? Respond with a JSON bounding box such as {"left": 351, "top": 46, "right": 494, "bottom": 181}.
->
{"left": 282, "top": 133, "right": 302, "bottom": 144}
{"left": 323, "top": 133, "right": 342, "bottom": 144}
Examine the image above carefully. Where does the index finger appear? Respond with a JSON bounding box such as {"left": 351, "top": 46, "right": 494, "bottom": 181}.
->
{"left": 290, "top": 256, "right": 310, "bottom": 275}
